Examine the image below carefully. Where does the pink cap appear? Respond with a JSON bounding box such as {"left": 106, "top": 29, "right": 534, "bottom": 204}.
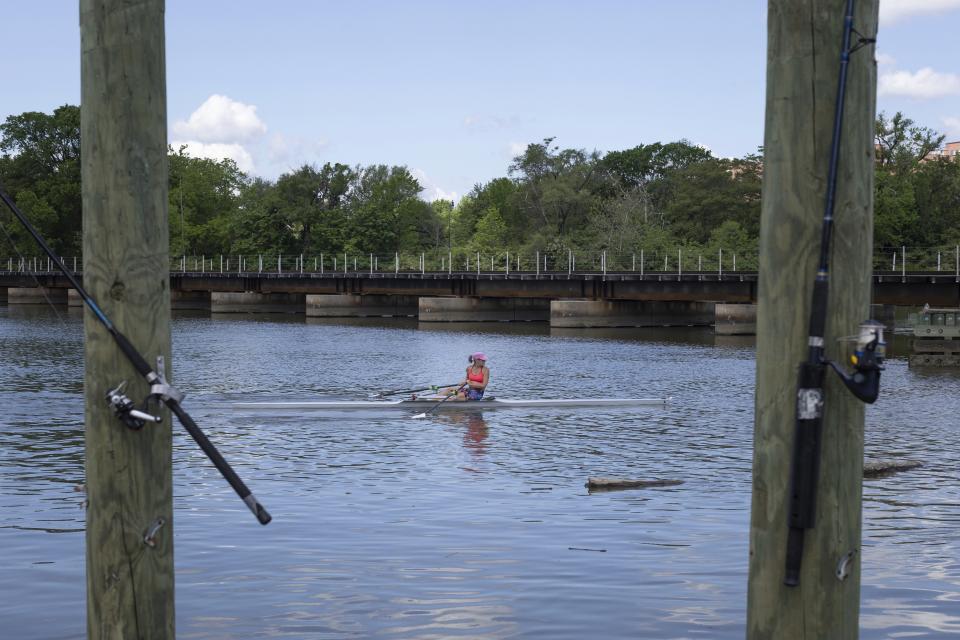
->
{"left": 470, "top": 352, "right": 487, "bottom": 362}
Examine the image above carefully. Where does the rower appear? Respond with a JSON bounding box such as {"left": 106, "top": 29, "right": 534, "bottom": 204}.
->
{"left": 457, "top": 352, "right": 489, "bottom": 401}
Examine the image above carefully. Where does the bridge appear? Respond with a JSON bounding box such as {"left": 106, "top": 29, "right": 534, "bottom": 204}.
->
{"left": 0, "top": 268, "right": 956, "bottom": 307}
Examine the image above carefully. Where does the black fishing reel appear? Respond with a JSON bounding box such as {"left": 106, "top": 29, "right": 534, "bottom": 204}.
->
{"left": 825, "top": 320, "right": 885, "bottom": 403}
{"left": 105, "top": 381, "right": 162, "bottom": 430}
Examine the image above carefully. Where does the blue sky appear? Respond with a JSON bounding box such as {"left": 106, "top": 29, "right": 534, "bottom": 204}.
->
{"left": 2, "top": 1, "right": 959, "bottom": 200}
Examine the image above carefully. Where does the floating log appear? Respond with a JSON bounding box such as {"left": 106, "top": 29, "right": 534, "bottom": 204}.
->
{"left": 863, "top": 460, "right": 922, "bottom": 478}
{"left": 585, "top": 477, "right": 683, "bottom": 491}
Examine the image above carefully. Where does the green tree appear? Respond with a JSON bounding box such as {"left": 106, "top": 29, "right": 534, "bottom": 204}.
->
{"left": 911, "top": 158, "right": 960, "bottom": 247}
{"left": 455, "top": 178, "right": 519, "bottom": 245}
{"left": 229, "top": 177, "right": 288, "bottom": 254}
{"left": 0, "top": 105, "right": 82, "bottom": 254}
{"left": 344, "top": 165, "right": 431, "bottom": 253}
{"left": 602, "top": 140, "right": 713, "bottom": 193}
{"left": 509, "top": 138, "right": 607, "bottom": 240}
{"left": 468, "top": 206, "right": 510, "bottom": 254}
{"left": 168, "top": 146, "right": 246, "bottom": 255}
{"left": 271, "top": 162, "right": 353, "bottom": 254}
{"left": 660, "top": 157, "right": 761, "bottom": 244}
{"left": 706, "top": 220, "right": 757, "bottom": 269}
{"left": 875, "top": 111, "right": 945, "bottom": 173}
{"left": 873, "top": 170, "right": 918, "bottom": 249}
{"left": 589, "top": 184, "right": 657, "bottom": 252}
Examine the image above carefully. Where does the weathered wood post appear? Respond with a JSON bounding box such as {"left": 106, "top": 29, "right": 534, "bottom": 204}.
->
{"left": 748, "top": 1, "right": 878, "bottom": 637}
{"left": 81, "top": 0, "right": 173, "bottom": 636}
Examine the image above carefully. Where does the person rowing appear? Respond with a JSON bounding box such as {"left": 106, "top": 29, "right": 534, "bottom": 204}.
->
{"left": 457, "top": 352, "right": 489, "bottom": 400}
{"left": 437, "top": 352, "right": 489, "bottom": 401}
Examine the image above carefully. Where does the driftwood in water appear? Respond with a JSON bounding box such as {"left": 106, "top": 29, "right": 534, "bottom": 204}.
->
{"left": 863, "top": 460, "right": 922, "bottom": 478}
{"left": 586, "top": 477, "right": 683, "bottom": 492}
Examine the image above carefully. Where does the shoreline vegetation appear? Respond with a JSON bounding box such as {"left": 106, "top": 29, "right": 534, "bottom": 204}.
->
{"left": 1, "top": 106, "right": 956, "bottom": 270}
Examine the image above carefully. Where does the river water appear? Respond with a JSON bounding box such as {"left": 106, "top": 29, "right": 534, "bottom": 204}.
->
{"left": 0, "top": 305, "right": 958, "bottom": 639}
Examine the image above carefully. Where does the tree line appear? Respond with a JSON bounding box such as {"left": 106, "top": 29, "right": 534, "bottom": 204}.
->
{"left": 1, "top": 105, "right": 957, "bottom": 268}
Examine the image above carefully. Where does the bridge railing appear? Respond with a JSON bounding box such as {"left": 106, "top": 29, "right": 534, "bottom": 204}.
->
{"left": 4, "top": 246, "right": 960, "bottom": 277}
{"left": 160, "top": 250, "right": 763, "bottom": 276}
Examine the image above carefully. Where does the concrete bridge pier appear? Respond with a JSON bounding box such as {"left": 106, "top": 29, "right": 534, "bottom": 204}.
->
{"left": 67, "top": 289, "right": 84, "bottom": 307}
{"left": 210, "top": 292, "right": 304, "bottom": 314}
{"left": 419, "top": 296, "right": 550, "bottom": 322}
{"left": 550, "top": 299, "right": 715, "bottom": 328}
{"left": 6, "top": 286, "right": 68, "bottom": 305}
{"left": 715, "top": 303, "right": 757, "bottom": 335}
{"left": 172, "top": 290, "right": 211, "bottom": 311}
{"left": 307, "top": 294, "right": 418, "bottom": 317}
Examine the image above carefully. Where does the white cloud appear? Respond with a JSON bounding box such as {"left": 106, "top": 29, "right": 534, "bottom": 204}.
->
{"left": 875, "top": 52, "right": 896, "bottom": 66}
{"left": 172, "top": 95, "right": 267, "bottom": 143}
{"left": 944, "top": 117, "right": 960, "bottom": 137}
{"left": 266, "top": 133, "right": 329, "bottom": 169}
{"left": 880, "top": 0, "right": 960, "bottom": 25}
{"left": 170, "top": 140, "right": 255, "bottom": 173}
{"left": 507, "top": 141, "right": 527, "bottom": 157}
{"left": 879, "top": 68, "right": 960, "bottom": 99}
{"left": 411, "top": 168, "right": 458, "bottom": 203}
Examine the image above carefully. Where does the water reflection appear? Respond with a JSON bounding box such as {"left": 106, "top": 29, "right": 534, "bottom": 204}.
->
{"left": 418, "top": 320, "right": 549, "bottom": 336}
{"left": 435, "top": 411, "right": 490, "bottom": 457}
{"left": 307, "top": 316, "right": 418, "bottom": 330}
{"left": 549, "top": 325, "right": 716, "bottom": 346}
{"left": 3, "top": 307, "right": 960, "bottom": 639}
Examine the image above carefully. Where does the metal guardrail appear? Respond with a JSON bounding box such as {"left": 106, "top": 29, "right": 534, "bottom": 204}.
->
{"left": 5, "top": 246, "right": 960, "bottom": 280}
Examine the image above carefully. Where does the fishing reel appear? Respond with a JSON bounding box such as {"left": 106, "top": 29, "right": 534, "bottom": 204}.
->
{"left": 825, "top": 320, "right": 885, "bottom": 404}
{"left": 104, "top": 357, "right": 183, "bottom": 430}
{"left": 105, "top": 381, "right": 163, "bottom": 430}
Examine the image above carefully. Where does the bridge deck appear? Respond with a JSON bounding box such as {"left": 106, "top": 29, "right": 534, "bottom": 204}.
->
{"left": 0, "top": 270, "right": 956, "bottom": 306}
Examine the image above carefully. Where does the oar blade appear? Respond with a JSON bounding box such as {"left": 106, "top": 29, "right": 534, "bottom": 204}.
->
{"left": 411, "top": 412, "right": 428, "bottom": 419}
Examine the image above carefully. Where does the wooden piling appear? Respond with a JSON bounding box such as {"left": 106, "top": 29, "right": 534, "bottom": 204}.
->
{"left": 748, "top": 1, "right": 878, "bottom": 637}
{"left": 81, "top": 0, "right": 173, "bottom": 637}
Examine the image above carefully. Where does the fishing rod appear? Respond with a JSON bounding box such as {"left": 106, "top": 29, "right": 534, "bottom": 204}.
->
{"left": 784, "top": 0, "right": 877, "bottom": 587}
{"left": 0, "top": 186, "right": 271, "bottom": 525}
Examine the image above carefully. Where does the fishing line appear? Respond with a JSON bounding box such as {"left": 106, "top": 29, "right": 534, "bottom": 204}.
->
{"left": 0, "top": 186, "right": 271, "bottom": 525}
{"left": 0, "top": 214, "right": 70, "bottom": 327}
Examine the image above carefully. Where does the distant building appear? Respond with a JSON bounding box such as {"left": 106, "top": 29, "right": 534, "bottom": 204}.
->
{"left": 923, "top": 141, "right": 960, "bottom": 162}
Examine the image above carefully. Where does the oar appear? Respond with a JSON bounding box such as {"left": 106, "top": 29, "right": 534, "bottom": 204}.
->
{"left": 412, "top": 385, "right": 465, "bottom": 419}
{"left": 371, "top": 383, "right": 458, "bottom": 398}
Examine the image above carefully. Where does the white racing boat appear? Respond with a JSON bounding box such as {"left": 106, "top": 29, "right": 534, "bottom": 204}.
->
{"left": 232, "top": 397, "right": 670, "bottom": 411}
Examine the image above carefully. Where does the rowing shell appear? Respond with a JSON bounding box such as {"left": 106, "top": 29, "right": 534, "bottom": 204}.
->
{"left": 232, "top": 397, "right": 670, "bottom": 410}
